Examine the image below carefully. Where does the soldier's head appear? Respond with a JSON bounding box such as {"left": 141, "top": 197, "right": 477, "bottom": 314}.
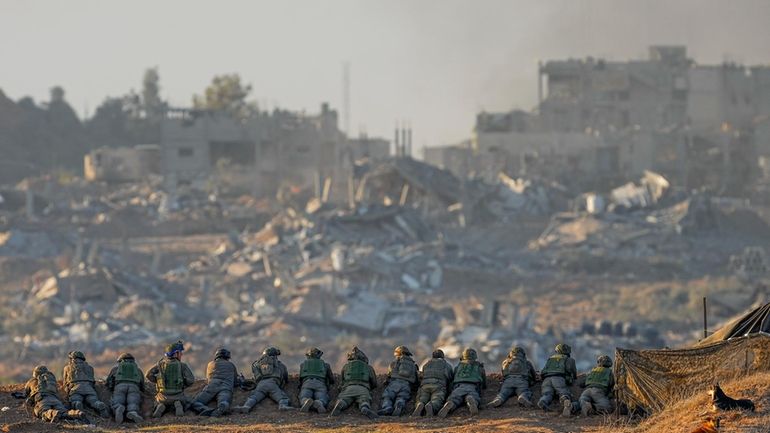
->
{"left": 263, "top": 346, "right": 281, "bottom": 357}
{"left": 117, "top": 353, "right": 135, "bottom": 363}
{"left": 68, "top": 351, "right": 86, "bottom": 362}
{"left": 432, "top": 349, "right": 445, "bottom": 359}
{"left": 555, "top": 343, "right": 572, "bottom": 356}
{"left": 509, "top": 346, "right": 526, "bottom": 358}
{"left": 461, "top": 348, "right": 478, "bottom": 361}
{"left": 597, "top": 355, "right": 612, "bottom": 368}
{"left": 165, "top": 342, "right": 184, "bottom": 359}
{"left": 394, "top": 345, "right": 412, "bottom": 358}
{"left": 306, "top": 347, "right": 323, "bottom": 359}
{"left": 214, "top": 348, "right": 231, "bottom": 360}
{"left": 32, "top": 365, "right": 48, "bottom": 378}
{"left": 347, "top": 346, "right": 368, "bottom": 363}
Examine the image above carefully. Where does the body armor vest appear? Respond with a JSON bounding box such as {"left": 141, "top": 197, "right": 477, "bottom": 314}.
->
{"left": 585, "top": 366, "right": 612, "bottom": 391}
{"left": 502, "top": 357, "right": 529, "bottom": 378}
{"left": 115, "top": 361, "right": 141, "bottom": 384}
{"left": 300, "top": 358, "right": 326, "bottom": 380}
{"left": 253, "top": 356, "right": 281, "bottom": 381}
{"left": 390, "top": 357, "right": 417, "bottom": 383}
{"left": 207, "top": 359, "right": 236, "bottom": 388}
{"left": 454, "top": 361, "right": 483, "bottom": 384}
{"left": 343, "top": 360, "right": 371, "bottom": 388}
{"left": 422, "top": 358, "right": 449, "bottom": 383}
{"left": 157, "top": 359, "right": 183, "bottom": 395}
{"left": 69, "top": 361, "right": 93, "bottom": 383}
{"left": 34, "top": 372, "right": 59, "bottom": 396}
{"left": 542, "top": 354, "right": 568, "bottom": 377}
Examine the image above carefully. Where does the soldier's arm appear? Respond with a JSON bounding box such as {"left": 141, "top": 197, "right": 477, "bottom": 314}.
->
{"left": 528, "top": 362, "right": 537, "bottom": 385}
{"left": 281, "top": 362, "right": 289, "bottom": 386}
{"left": 339, "top": 367, "right": 346, "bottom": 390}
{"left": 138, "top": 369, "right": 146, "bottom": 392}
{"left": 182, "top": 363, "right": 195, "bottom": 387}
{"left": 106, "top": 367, "right": 117, "bottom": 391}
{"left": 568, "top": 359, "right": 578, "bottom": 381}
{"left": 607, "top": 373, "right": 615, "bottom": 395}
{"left": 145, "top": 364, "right": 158, "bottom": 383}
{"left": 480, "top": 365, "right": 487, "bottom": 389}
{"left": 232, "top": 362, "right": 240, "bottom": 388}
{"left": 326, "top": 363, "right": 335, "bottom": 385}
{"left": 368, "top": 366, "right": 378, "bottom": 389}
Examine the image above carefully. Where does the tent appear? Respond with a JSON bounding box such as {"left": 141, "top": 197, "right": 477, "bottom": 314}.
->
{"left": 615, "top": 302, "right": 770, "bottom": 413}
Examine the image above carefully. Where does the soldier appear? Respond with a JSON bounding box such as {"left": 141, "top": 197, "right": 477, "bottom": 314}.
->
{"left": 486, "top": 346, "right": 537, "bottom": 408}
{"left": 579, "top": 355, "right": 615, "bottom": 416}
{"left": 62, "top": 351, "right": 110, "bottom": 417}
{"left": 190, "top": 348, "right": 239, "bottom": 417}
{"left": 437, "top": 348, "right": 487, "bottom": 418}
{"left": 537, "top": 343, "right": 578, "bottom": 417}
{"left": 412, "top": 349, "right": 453, "bottom": 417}
{"left": 106, "top": 353, "right": 145, "bottom": 423}
{"left": 234, "top": 346, "right": 291, "bottom": 412}
{"left": 298, "top": 347, "right": 335, "bottom": 413}
{"left": 145, "top": 341, "right": 195, "bottom": 417}
{"left": 378, "top": 345, "right": 418, "bottom": 416}
{"left": 22, "top": 365, "right": 87, "bottom": 422}
{"left": 330, "top": 346, "right": 378, "bottom": 420}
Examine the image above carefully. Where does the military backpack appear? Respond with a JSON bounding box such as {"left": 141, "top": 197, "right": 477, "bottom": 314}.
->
{"left": 300, "top": 358, "right": 326, "bottom": 381}
{"left": 502, "top": 357, "right": 529, "bottom": 378}
{"left": 68, "top": 360, "right": 94, "bottom": 383}
{"left": 542, "top": 354, "right": 568, "bottom": 377}
{"left": 454, "top": 361, "right": 483, "bottom": 384}
{"left": 343, "top": 359, "right": 370, "bottom": 387}
{"left": 157, "top": 359, "right": 184, "bottom": 395}
{"left": 115, "top": 361, "right": 142, "bottom": 384}
{"left": 35, "top": 372, "right": 59, "bottom": 396}
{"left": 253, "top": 355, "right": 281, "bottom": 381}
{"left": 422, "top": 359, "right": 449, "bottom": 383}
{"left": 391, "top": 358, "right": 417, "bottom": 383}
{"left": 585, "top": 366, "right": 612, "bottom": 391}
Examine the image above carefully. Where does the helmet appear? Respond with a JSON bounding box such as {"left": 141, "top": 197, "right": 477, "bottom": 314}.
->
{"left": 214, "top": 348, "right": 231, "bottom": 360}
{"left": 461, "top": 348, "right": 478, "bottom": 361}
{"left": 597, "top": 355, "right": 612, "bottom": 368}
{"left": 555, "top": 343, "right": 572, "bottom": 355}
{"left": 306, "top": 347, "right": 323, "bottom": 359}
{"left": 68, "top": 351, "right": 86, "bottom": 361}
{"left": 510, "top": 346, "right": 526, "bottom": 358}
{"left": 117, "top": 353, "right": 135, "bottom": 362}
{"left": 432, "top": 349, "right": 445, "bottom": 359}
{"left": 394, "top": 345, "right": 412, "bottom": 357}
{"left": 33, "top": 365, "right": 48, "bottom": 377}
{"left": 173, "top": 340, "right": 185, "bottom": 352}
{"left": 263, "top": 346, "right": 281, "bottom": 357}
{"left": 347, "top": 346, "right": 368, "bottom": 362}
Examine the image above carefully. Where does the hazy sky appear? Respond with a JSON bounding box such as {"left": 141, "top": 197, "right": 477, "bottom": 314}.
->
{"left": 2, "top": 0, "right": 769, "bottom": 153}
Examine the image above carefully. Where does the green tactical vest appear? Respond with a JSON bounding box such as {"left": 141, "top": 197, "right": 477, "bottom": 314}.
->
{"left": 157, "top": 359, "right": 183, "bottom": 395}
{"left": 454, "top": 361, "right": 482, "bottom": 384}
{"left": 115, "top": 361, "right": 142, "bottom": 384}
{"left": 391, "top": 358, "right": 417, "bottom": 383}
{"left": 542, "top": 354, "right": 567, "bottom": 377}
{"left": 502, "top": 357, "right": 529, "bottom": 378}
{"left": 343, "top": 360, "right": 370, "bottom": 387}
{"left": 585, "top": 366, "right": 612, "bottom": 391}
{"left": 300, "top": 358, "right": 326, "bottom": 380}
{"left": 422, "top": 359, "right": 448, "bottom": 382}
{"left": 35, "top": 372, "right": 59, "bottom": 396}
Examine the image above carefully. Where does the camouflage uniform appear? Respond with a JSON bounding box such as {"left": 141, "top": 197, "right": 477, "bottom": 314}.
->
{"left": 579, "top": 355, "right": 615, "bottom": 416}
{"left": 378, "top": 346, "right": 418, "bottom": 416}
{"left": 234, "top": 346, "right": 291, "bottom": 412}
{"left": 330, "top": 346, "right": 379, "bottom": 419}
{"left": 487, "top": 346, "right": 536, "bottom": 408}
{"left": 412, "top": 349, "right": 454, "bottom": 417}
{"left": 145, "top": 343, "right": 196, "bottom": 417}
{"left": 537, "top": 343, "right": 578, "bottom": 417}
{"left": 106, "top": 353, "right": 145, "bottom": 423}
{"left": 438, "top": 348, "right": 487, "bottom": 418}
{"left": 298, "top": 347, "right": 335, "bottom": 413}
{"left": 191, "top": 348, "right": 239, "bottom": 417}
{"left": 62, "top": 351, "right": 110, "bottom": 417}
{"left": 23, "top": 366, "right": 87, "bottom": 423}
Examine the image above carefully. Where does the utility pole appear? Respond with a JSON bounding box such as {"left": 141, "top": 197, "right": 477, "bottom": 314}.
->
{"left": 342, "top": 62, "right": 350, "bottom": 136}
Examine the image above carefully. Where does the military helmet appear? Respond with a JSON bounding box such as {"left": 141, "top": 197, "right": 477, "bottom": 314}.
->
{"left": 432, "top": 349, "right": 445, "bottom": 359}
{"left": 394, "top": 345, "right": 412, "bottom": 357}
{"left": 117, "top": 353, "right": 135, "bottom": 362}
{"left": 33, "top": 365, "right": 48, "bottom": 377}
{"left": 555, "top": 343, "right": 572, "bottom": 355}
{"left": 263, "top": 346, "right": 281, "bottom": 357}
{"left": 510, "top": 346, "right": 526, "bottom": 358}
{"left": 68, "top": 351, "right": 86, "bottom": 361}
{"left": 306, "top": 347, "right": 323, "bottom": 358}
{"left": 461, "top": 348, "right": 478, "bottom": 361}
{"left": 214, "top": 348, "right": 231, "bottom": 360}
{"left": 347, "top": 346, "right": 367, "bottom": 362}
{"left": 597, "top": 355, "right": 612, "bottom": 368}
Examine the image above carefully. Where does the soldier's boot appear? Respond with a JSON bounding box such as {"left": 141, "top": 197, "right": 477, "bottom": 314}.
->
{"left": 300, "top": 398, "right": 313, "bottom": 413}
{"left": 425, "top": 402, "right": 435, "bottom": 417}
{"left": 312, "top": 400, "right": 326, "bottom": 414}
{"left": 278, "top": 399, "right": 292, "bottom": 411}
{"left": 191, "top": 401, "right": 212, "bottom": 416}
{"left": 466, "top": 396, "right": 479, "bottom": 416}
{"left": 72, "top": 401, "right": 84, "bottom": 411}
{"left": 66, "top": 409, "right": 86, "bottom": 421}
{"left": 126, "top": 411, "right": 143, "bottom": 423}
{"left": 377, "top": 401, "right": 393, "bottom": 416}
{"left": 174, "top": 400, "right": 185, "bottom": 416}
{"left": 537, "top": 399, "right": 549, "bottom": 412}
{"left": 393, "top": 400, "right": 405, "bottom": 417}
{"left": 152, "top": 404, "right": 165, "bottom": 418}
{"left": 209, "top": 404, "right": 227, "bottom": 418}
{"left": 115, "top": 405, "right": 125, "bottom": 423}
{"left": 486, "top": 397, "right": 504, "bottom": 408}
{"left": 580, "top": 401, "right": 593, "bottom": 417}
{"left": 330, "top": 400, "right": 346, "bottom": 416}
{"left": 411, "top": 402, "right": 425, "bottom": 417}
{"left": 96, "top": 403, "right": 110, "bottom": 418}
{"left": 518, "top": 395, "right": 533, "bottom": 408}
{"left": 360, "top": 404, "right": 378, "bottom": 420}
{"left": 561, "top": 399, "right": 572, "bottom": 417}
{"left": 437, "top": 401, "right": 455, "bottom": 418}
{"left": 233, "top": 398, "right": 257, "bottom": 414}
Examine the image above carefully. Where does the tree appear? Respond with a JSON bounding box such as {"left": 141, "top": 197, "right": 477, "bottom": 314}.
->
{"left": 192, "top": 74, "right": 256, "bottom": 120}
{"left": 141, "top": 67, "right": 165, "bottom": 120}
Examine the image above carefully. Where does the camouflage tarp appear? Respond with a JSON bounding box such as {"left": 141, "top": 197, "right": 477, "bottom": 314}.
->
{"left": 615, "top": 333, "right": 770, "bottom": 412}
{"left": 694, "top": 302, "right": 770, "bottom": 347}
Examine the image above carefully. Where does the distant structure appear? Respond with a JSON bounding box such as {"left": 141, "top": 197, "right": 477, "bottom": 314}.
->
{"left": 427, "top": 45, "right": 770, "bottom": 194}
